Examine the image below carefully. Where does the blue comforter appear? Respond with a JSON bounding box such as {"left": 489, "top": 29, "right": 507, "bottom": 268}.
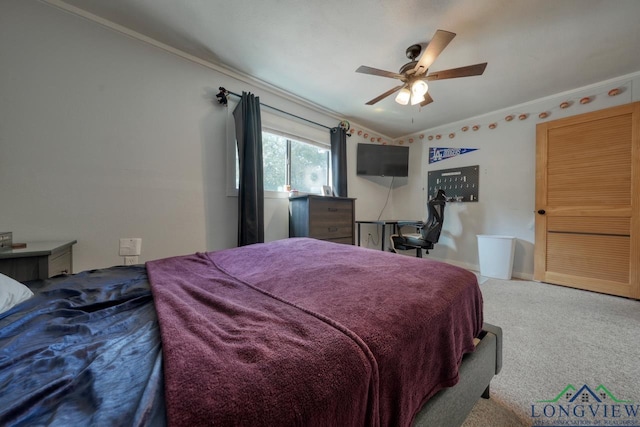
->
{"left": 0, "top": 266, "right": 166, "bottom": 426}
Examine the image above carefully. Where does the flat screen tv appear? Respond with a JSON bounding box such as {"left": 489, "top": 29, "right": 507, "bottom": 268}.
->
{"left": 356, "top": 143, "right": 409, "bottom": 177}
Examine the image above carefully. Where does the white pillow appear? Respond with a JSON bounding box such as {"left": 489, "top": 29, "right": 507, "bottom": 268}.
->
{"left": 0, "top": 273, "right": 34, "bottom": 314}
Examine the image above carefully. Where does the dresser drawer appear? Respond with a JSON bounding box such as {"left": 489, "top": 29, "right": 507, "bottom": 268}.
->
{"left": 48, "top": 248, "right": 72, "bottom": 276}
{"left": 309, "top": 224, "right": 353, "bottom": 239}
{"left": 309, "top": 200, "right": 352, "bottom": 224}
{"left": 308, "top": 198, "right": 352, "bottom": 215}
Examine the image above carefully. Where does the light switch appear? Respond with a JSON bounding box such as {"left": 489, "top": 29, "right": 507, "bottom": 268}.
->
{"left": 119, "top": 238, "right": 142, "bottom": 256}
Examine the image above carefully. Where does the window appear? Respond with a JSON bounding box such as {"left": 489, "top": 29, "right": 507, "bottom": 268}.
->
{"left": 288, "top": 136, "right": 330, "bottom": 194}
{"left": 228, "top": 107, "right": 332, "bottom": 197}
{"left": 236, "top": 130, "right": 330, "bottom": 194}
{"left": 262, "top": 132, "right": 287, "bottom": 191}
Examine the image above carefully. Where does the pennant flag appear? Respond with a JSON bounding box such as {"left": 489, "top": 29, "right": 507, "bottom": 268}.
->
{"left": 429, "top": 147, "right": 478, "bottom": 163}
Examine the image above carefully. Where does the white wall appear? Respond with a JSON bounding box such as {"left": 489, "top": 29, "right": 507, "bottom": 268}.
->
{"left": 395, "top": 73, "right": 640, "bottom": 278}
{"left": 3, "top": 1, "right": 639, "bottom": 277}
{"left": 0, "top": 0, "right": 392, "bottom": 271}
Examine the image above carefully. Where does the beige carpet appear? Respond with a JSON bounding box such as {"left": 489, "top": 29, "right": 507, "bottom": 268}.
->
{"left": 461, "top": 278, "right": 640, "bottom": 427}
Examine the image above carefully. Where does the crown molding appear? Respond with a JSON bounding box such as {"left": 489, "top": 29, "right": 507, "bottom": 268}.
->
{"left": 396, "top": 69, "right": 640, "bottom": 139}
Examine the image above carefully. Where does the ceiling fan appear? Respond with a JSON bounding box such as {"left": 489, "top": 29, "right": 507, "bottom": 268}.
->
{"left": 356, "top": 29, "right": 487, "bottom": 107}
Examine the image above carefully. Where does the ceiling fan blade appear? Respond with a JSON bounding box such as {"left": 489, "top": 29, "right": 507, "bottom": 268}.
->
{"left": 365, "top": 85, "right": 405, "bottom": 105}
{"left": 413, "top": 29, "right": 456, "bottom": 75}
{"left": 425, "top": 63, "right": 488, "bottom": 81}
{"left": 419, "top": 92, "right": 434, "bottom": 107}
{"left": 356, "top": 65, "right": 403, "bottom": 80}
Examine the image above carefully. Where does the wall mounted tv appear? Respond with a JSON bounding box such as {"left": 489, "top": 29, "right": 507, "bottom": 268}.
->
{"left": 356, "top": 143, "right": 409, "bottom": 177}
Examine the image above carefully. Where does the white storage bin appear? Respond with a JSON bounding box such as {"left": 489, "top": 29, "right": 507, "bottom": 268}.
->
{"left": 477, "top": 235, "right": 516, "bottom": 280}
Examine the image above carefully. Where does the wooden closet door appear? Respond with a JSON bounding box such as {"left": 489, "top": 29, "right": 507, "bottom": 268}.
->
{"left": 534, "top": 102, "right": 640, "bottom": 299}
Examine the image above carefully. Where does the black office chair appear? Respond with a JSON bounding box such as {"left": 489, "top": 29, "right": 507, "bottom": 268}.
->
{"left": 390, "top": 189, "right": 446, "bottom": 258}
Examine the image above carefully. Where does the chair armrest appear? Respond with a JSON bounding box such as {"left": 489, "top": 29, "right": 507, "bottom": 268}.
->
{"left": 396, "top": 221, "right": 424, "bottom": 238}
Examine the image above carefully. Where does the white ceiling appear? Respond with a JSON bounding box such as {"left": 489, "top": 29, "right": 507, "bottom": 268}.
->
{"left": 58, "top": 0, "right": 640, "bottom": 138}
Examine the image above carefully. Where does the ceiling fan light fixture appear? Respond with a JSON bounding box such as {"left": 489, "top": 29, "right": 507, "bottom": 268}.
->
{"left": 395, "top": 88, "right": 411, "bottom": 105}
{"left": 410, "top": 93, "right": 426, "bottom": 105}
{"left": 411, "top": 80, "right": 428, "bottom": 96}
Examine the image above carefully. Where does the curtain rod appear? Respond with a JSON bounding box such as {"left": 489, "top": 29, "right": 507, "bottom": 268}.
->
{"left": 216, "top": 87, "right": 336, "bottom": 131}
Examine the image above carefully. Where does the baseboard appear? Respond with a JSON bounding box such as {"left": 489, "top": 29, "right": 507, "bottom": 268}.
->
{"left": 511, "top": 271, "right": 534, "bottom": 281}
{"left": 430, "top": 257, "right": 534, "bottom": 281}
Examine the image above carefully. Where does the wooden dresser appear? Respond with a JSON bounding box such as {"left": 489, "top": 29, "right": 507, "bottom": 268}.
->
{"left": 0, "top": 240, "right": 77, "bottom": 282}
{"left": 289, "top": 195, "right": 355, "bottom": 244}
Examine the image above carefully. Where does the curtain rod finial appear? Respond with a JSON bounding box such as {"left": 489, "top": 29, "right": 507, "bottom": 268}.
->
{"left": 216, "top": 87, "right": 228, "bottom": 106}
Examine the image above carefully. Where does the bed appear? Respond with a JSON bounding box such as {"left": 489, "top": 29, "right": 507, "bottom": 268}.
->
{"left": 0, "top": 237, "right": 502, "bottom": 426}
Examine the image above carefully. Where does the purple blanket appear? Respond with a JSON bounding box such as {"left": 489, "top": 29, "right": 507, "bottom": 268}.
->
{"left": 147, "top": 238, "right": 482, "bottom": 426}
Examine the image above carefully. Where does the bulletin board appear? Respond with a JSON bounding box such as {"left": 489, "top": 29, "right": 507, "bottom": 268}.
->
{"left": 427, "top": 165, "right": 479, "bottom": 202}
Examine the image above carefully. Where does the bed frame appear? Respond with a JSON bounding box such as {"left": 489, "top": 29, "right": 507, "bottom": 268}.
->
{"left": 414, "top": 323, "right": 503, "bottom": 426}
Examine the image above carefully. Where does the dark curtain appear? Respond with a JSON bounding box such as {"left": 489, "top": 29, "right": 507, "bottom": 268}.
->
{"left": 330, "top": 127, "right": 348, "bottom": 197}
{"left": 233, "top": 92, "right": 264, "bottom": 246}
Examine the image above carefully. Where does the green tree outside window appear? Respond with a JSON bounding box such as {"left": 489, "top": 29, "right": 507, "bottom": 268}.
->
{"left": 235, "top": 131, "right": 329, "bottom": 193}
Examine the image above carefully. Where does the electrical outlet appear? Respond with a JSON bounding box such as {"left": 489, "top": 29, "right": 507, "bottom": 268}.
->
{"left": 123, "top": 256, "right": 138, "bottom": 266}
{"left": 119, "top": 238, "right": 142, "bottom": 256}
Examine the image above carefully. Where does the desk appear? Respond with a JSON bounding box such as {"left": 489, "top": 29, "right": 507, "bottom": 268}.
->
{"left": 355, "top": 220, "right": 401, "bottom": 251}
{"left": 0, "top": 240, "right": 77, "bottom": 282}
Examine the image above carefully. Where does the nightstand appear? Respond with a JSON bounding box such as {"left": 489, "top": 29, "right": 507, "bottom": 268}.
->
{"left": 0, "top": 240, "right": 77, "bottom": 282}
